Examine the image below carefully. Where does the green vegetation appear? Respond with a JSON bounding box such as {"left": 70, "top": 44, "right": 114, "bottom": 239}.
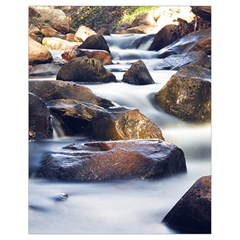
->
{"left": 56, "top": 6, "right": 159, "bottom": 32}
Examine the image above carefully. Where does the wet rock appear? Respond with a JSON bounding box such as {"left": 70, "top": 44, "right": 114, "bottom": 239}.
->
{"left": 29, "top": 92, "right": 53, "bottom": 140}
{"left": 29, "top": 63, "right": 61, "bottom": 77}
{"left": 42, "top": 37, "right": 80, "bottom": 50}
{"left": 154, "top": 51, "right": 211, "bottom": 70}
{"left": 155, "top": 65, "right": 211, "bottom": 122}
{"left": 29, "top": 80, "right": 114, "bottom": 108}
{"left": 77, "top": 34, "right": 111, "bottom": 53}
{"left": 122, "top": 60, "right": 155, "bottom": 85}
{"left": 163, "top": 175, "right": 211, "bottom": 233}
{"left": 61, "top": 48, "right": 112, "bottom": 65}
{"left": 29, "top": 37, "right": 53, "bottom": 64}
{"left": 56, "top": 57, "right": 117, "bottom": 83}
{"left": 91, "top": 107, "right": 164, "bottom": 140}
{"left": 37, "top": 139, "right": 187, "bottom": 181}
{"left": 149, "top": 20, "right": 194, "bottom": 51}
{"left": 48, "top": 99, "right": 104, "bottom": 136}
{"left": 158, "top": 27, "right": 211, "bottom": 57}
{"left": 74, "top": 25, "right": 97, "bottom": 42}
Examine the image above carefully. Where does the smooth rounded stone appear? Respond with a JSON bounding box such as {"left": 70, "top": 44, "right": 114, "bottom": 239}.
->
{"left": 163, "top": 175, "right": 211, "bottom": 233}
{"left": 56, "top": 57, "right": 117, "bottom": 83}
{"left": 122, "top": 60, "right": 155, "bottom": 85}
{"left": 29, "top": 37, "right": 53, "bottom": 64}
{"left": 130, "top": 13, "right": 157, "bottom": 28}
{"left": 61, "top": 48, "right": 112, "bottom": 65}
{"left": 40, "top": 25, "right": 63, "bottom": 38}
{"left": 48, "top": 99, "right": 104, "bottom": 136}
{"left": 77, "top": 34, "right": 111, "bottom": 53}
{"left": 37, "top": 139, "right": 187, "bottom": 181}
{"left": 91, "top": 107, "right": 164, "bottom": 140}
{"left": 155, "top": 65, "right": 211, "bottom": 122}
{"left": 29, "top": 92, "right": 53, "bottom": 140}
{"left": 29, "top": 80, "right": 114, "bottom": 108}
{"left": 154, "top": 51, "right": 211, "bottom": 70}
{"left": 29, "top": 63, "right": 61, "bottom": 76}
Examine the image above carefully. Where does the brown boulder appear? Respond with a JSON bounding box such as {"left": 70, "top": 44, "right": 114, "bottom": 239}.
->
{"left": 131, "top": 13, "right": 157, "bottom": 27}
{"left": 56, "top": 57, "right": 117, "bottom": 83}
{"left": 29, "top": 37, "right": 52, "bottom": 64}
{"left": 163, "top": 175, "right": 211, "bottom": 233}
{"left": 61, "top": 48, "right": 112, "bottom": 65}
{"left": 91, "top": 107, "right": 164, "bottom": 140}
{"left": 48, "top": 99, "right": 104, "bottom": 136}
{"left": 122, "top": 60, "right": 155, "bottom": 85}
{"left": 29, "top": 80, "right": 114, "bottom": 108}
{"left": 77, "top": 34, "right": 111, "bottom": 53}
{"left": 37, "top": 139, "right": 187, "bottom": 181}
{"left": 155, "top": 65, "right": 211, "bottom": 122}
{"left": 42, "top": 37, "right": 80, "bottom": 50}
{"left": 29, "top": 92, "right": 53, "bottom": 140}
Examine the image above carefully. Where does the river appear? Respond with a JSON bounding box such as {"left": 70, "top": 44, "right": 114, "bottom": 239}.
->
{"left": 29, "top": 33, "right": 211, "bottom": 234}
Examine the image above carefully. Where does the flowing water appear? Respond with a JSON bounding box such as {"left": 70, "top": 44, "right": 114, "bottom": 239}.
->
{"left": 29, "top": 34, "right": 211, "bottom": 234}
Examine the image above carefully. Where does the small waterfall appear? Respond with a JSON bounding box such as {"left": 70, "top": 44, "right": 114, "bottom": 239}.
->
{"left": 50, "top": 115, "right": 65, "bottom": 138}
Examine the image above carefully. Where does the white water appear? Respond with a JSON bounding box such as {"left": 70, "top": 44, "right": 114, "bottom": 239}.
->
{"left": 29, "top": 34, "right": 211, "bottom": 234}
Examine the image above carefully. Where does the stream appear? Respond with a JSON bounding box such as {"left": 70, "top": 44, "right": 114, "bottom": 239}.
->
{"left": 29, "top": 34, "right": 211, "bottom": 234}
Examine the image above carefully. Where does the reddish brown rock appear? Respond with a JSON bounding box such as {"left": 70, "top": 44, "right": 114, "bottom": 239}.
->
{"left": 91, "top": 107, "right": 164, "bottom": 140}
{"left": 37, "top": 139, "right": 187, "bottom": 181}
{"left": 163, "top": 175, "right": 211, "bottom": 233}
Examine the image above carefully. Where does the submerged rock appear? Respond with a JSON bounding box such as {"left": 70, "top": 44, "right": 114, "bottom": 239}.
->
{"left": 29, "top": 80, "right": 114, "bottom": 108}
{"left": 37, "top": 139, "right": 187, "bottom": 181}
{"left": 91, "top": 107, "right": 164, "bottom": 140}
{"left": 29, "top": 63, "right": 61, "bottom": 76}
{"left": 155, "top": 65, "right": 211, "bottom": 122}
{"left": 56, "top": 57, "right": 117, "bottom": 83}
{"left": 154, "top": 51, "right": 211, "bottom": 70}
{"left": 163, "top": 175, "right": 211, "bottom": 233}
{"left": 122, "top": 60, "right": 155, "bottom": 85}
{"left": 29, "top": 92, "right": 53, "bottom": 140}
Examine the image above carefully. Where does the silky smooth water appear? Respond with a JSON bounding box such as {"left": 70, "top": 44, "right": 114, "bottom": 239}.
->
{"left": 29, "top": 34, "right": 211, "bottom": 234}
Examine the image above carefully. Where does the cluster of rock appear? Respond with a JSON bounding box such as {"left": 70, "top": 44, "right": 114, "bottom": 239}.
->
{"left": 28, "top": 6, "right": 211, "bottom": 233}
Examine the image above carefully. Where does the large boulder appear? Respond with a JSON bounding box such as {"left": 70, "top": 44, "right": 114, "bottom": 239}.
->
{"left": 29, "top": 92, "right": 53, "bottom": 140}
{"left": 191, "top": 6, "right": 211, "bottom": 21}
{"left": 29, "top": 37, "right": 52, "bottom": 64}
{"left": 154, "top": 51, "right": 211, "bottom": 70}
{"left": 56, "top": 57, "right": 117, "bottom": 83}
{"left": 149, "top": 20, "right": 193, "bottom": 51}
{"left": 74, "top": 25, "right": 97, "bottom": 42}
{"left": 154, "top": 65, "right": 211, "bottom": 122}
{"left": 77, "top": 34, "right": 111, "bottom": 53}
{"left": 131, "top": 13, "right": 157, "bottom": 28}
{"left": 37, "top": 139, "right": 187, "bottom": 181}
{"left": 29, "top": 80, "right": 114, "bottom": 108}
{"left": 163, "top": 175, "right": 211, "bottom": 233}
{"left": 48, "top": 99, "right": 104, "bottom": 136}
{"left": 122, "top": 60, "right": 155, "bottom": 85}
{"left": 91, "top": 107, "right": 164, "bottom": 140}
